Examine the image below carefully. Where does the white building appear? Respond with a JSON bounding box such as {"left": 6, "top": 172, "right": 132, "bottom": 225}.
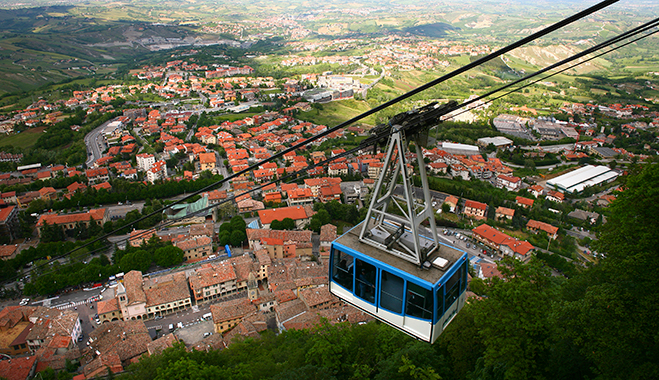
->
{"left": 136, "top": 153, "right": 156, "bottom": 172}
{"left": 441, "top": 142, "right": 480, "bottom": 156}
{"left": 146, "top": 160, "right": 167, "bottom": 184}
{"left": 546, "top": 165, "right": 619, "bottom": 193}
{"left": 496, "top": 174, "right": 522, "bottom": 191}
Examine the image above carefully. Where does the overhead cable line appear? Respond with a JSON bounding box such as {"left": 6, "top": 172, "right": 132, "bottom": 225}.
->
{"left": 446, "top": 17, "right": 659, "bottom": 119}
{"left": 8, "top": 0, "right": 620, "bottom": 285}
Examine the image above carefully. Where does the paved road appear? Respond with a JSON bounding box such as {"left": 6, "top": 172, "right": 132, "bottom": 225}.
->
{"left": 106, "top": 203, "right": 145, "bottom": 220}
{"left": 392, "top": 184, "right": 450, "bottom": 206}
{"left": 84, "top": 119, "right": 115, "bottom": 167}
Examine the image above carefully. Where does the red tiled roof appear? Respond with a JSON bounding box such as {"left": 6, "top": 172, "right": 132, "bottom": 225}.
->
{"left": 0, "top": 355, "right": 36, "bottom": 380}
{"left": 464, "top": 200, "right": 487, "bottom": 210}
{"left": 515, "top": 196, "right": 534, "bottom": 207}
{"left": 472, "top": 224, "right": 510, "bottom": 245}
{"left": 36, "top": 208, "right": 105, "bottom": 227}
{"left": 210, "top": 298, "right": 255, "bottom": 323}
{"left": 258, "top": 206, "right": 310, "bottom": 224}
{"left": 526, "top": 219, "right": 559, "bottom": 235}
{"left": 0, "top": 205, "right": 16, "bottom": 223}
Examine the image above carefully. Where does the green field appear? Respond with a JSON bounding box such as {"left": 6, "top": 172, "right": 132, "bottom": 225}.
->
{"left": 297, "top": 99, "right": 377, "bottom": 128}
{"left": 0, "top": 128, "right": 43, "bottom": 149}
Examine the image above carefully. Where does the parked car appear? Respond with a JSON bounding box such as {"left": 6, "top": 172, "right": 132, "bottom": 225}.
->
{"left": 169, "top": 324, "right": 174, "bottom": 332}
{"left": 203, "top": 332, "right": 212, "bottom": 338}
{"left": 19, "top": 298, "right": 30, "bottom": 306}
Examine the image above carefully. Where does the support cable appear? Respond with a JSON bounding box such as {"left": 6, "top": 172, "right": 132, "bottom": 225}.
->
{"left": 7, "top": 0, "right": 621, "bottom": 285}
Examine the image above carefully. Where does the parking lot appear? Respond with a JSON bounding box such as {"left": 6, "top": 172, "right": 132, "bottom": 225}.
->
{"left": 174, "top": 320, "right": 215, "bottom": 344}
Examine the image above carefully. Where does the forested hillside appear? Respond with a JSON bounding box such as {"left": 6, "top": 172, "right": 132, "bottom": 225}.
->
{"left": 118, "top": 164, "right": 659, "bottom": 379}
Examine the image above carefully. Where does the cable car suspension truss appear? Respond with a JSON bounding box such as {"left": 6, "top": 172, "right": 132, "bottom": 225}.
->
{"left": 359, "top": 101, "right": 457, "bottom": 267}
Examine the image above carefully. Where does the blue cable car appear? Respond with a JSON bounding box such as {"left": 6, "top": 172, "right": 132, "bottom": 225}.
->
{"left": 329, "top": 103, "right": 468, "bottom": 343}
{"left": 329, "top": 225, "right": 468, "bottom": 343}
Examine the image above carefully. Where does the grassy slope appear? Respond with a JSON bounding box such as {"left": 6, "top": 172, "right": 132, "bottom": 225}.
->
{"left": 296, "top": 99, "right": 377, "bottom": 128}
{"left": 0, "top": 127, "right": 44, "bottom": 149}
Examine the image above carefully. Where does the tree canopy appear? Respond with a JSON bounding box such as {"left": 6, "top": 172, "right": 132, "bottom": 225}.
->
{"left": 113, "top": 165, "right": 659, "bottom": 380}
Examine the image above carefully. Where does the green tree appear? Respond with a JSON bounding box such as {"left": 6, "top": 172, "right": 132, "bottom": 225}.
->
{"left": 470, "top": 257, "right": 557, "bottom": 379}
{"left": 219, "top": 230, "right": 231, "bottom": 246}
{"left": 230, "top": 230, "right": 246, "bottom": 247}
{"left": 308, "top": 209, "right": 331, "bottom": 232}
{"left": 153, "top": 245, "right": 185, "bottom": 268}
{"left": 119, "top": 250, "right": 152, "bottom": 273}
{"left": 558, "top": 163, "right": 659, "bottom": 379}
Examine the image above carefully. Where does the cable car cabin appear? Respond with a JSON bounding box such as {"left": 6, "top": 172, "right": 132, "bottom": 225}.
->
{"left": 329, "top": 222, "right": 468, "bottom": 344}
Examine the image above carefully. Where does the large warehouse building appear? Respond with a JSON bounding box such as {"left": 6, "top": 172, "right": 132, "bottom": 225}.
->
{"left": 441, "top": 142, "right": 480, "bottom": 156}
{"left": 546, "top": 165, "right": 619, "bottom": 193}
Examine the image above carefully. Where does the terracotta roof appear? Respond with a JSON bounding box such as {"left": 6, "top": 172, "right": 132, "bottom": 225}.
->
{"left": 66, "top": 182, "right": 87, "bottom": 193}
{"left": 199, "top": 152, "right": 216, "bottom": 165}
{"left": 464, "top": 199, "right": 487, "bottom": 210}
{"left": 288, "top": 187, "right": 313, "bottom": 199}
{"left": 124, "top": 270, "right": 146, "bottom": 305}
{"left": 546, "top": 190, "right": 565, "bottom": 201}
{"left": 258, "top": 206, "right": 311, "bottom": 224}
{"left": 304, "top": 177, "right": 341, "bottom": 187}
{"left": 497, "top": 174, "right": 521, "bottom": 183}
{"left": 230, "top": 255, "right": 255, "bottom": 282}
{"left": 189, "top": 262, "right": 236, "bottom": 289}
{"left": 146, "top": 333, "right": 178, "bottom": 356}
{"left": 210, "top": 298, "right": 255, "bottom": 323}
{"left": 36, "top": 208, "right": 105, "bottom": 227}
{"left": 0, "top": 244, "right": 16, "bottom": 260}
{"left": 246, "top": 229, "right": 312, "bottom": 245}
{"left": 299, "top": 286, "right": 337, "bottom": 309}
{"left": 479, "top": 262, "right": 503, "bottom": 279}
{"left": 528, "top": 184, "right": 544, "bottom": 194}
{"left": 97, "top": 298, "right": 119, "bottom": 315}
{"left": 502, "top": 239, "right": 534, "bottom": 256}
{"left": 526, "top": 219, "right": 559, "bottom": 235}
{"left": 87, "top": 320, "right": 151, "bottom": 363}
{"left": 472, "top": 224, "right": 513, "bottom": 245}
{"left": 444, "top": 195, "right": 458, "bottom": 205}
{"left": 0, "top": 355, "right": 36, "bottom": 380}
{"left": 144, "top": 272, "right": 190, "bottom": 307}
{"left": 38, "top": 187, "right": 56, "bottom": 196}
{"left": 275, "top": 298, "right": 308, "bottom": 324}
{"left": 175, "top": 236, "right": 212, "bottom": 252}
{"left": 472, "top": 224, "right": 534, "bottom": 256}
{"left": 515, "top": 196, "right": 534, "bottom": 207}
{"left": 92, "top": 181, "right": 112, "bottom": 191}
{"left": 319, "top": 224, "right": 337, "bottom": 242}
{"left": 189, "top": 223, "right": 214, "bottom": 238}
{"left": 495, "top": 206, "right": 515, "bottom": 217}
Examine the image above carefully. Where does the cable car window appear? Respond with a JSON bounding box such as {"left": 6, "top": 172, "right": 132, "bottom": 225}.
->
{"left": 436, "top": 285, "right": 445, "bottom": 320}
{"left": 355, "top": 259, "right": 376, "bottom": 303}
{"left": 380, "top": 270, "right": 404, "bottom": 314}
{"left": 332, "top": 249, "right": 353, "bottom": 291}
{"left": 444, "top": 267, "right": 461, "bottom": 313}
{"left": 405, "top": 282, "right": 433, "bottom": 320}
{"left": 460, "top": 261, "right": 468, "bottom": 293}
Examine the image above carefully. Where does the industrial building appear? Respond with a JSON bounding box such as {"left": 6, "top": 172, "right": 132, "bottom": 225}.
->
{"left": 477, "top": 136, "right": 514, "bottom": 149}
{"left": 546, "top": 165, "right": 619, "bottom": 193}
{"left": 440, "top": 142, "right": 480, "bottom": 156}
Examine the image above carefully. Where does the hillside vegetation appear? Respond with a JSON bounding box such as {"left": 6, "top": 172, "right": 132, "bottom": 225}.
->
{"left": 115, "top": 163, "right": 659, "bottom": 380}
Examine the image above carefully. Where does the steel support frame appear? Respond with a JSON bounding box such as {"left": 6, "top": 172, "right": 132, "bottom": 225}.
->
{"left": 359, "top": 125, "right": 439, "bottom": 267}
